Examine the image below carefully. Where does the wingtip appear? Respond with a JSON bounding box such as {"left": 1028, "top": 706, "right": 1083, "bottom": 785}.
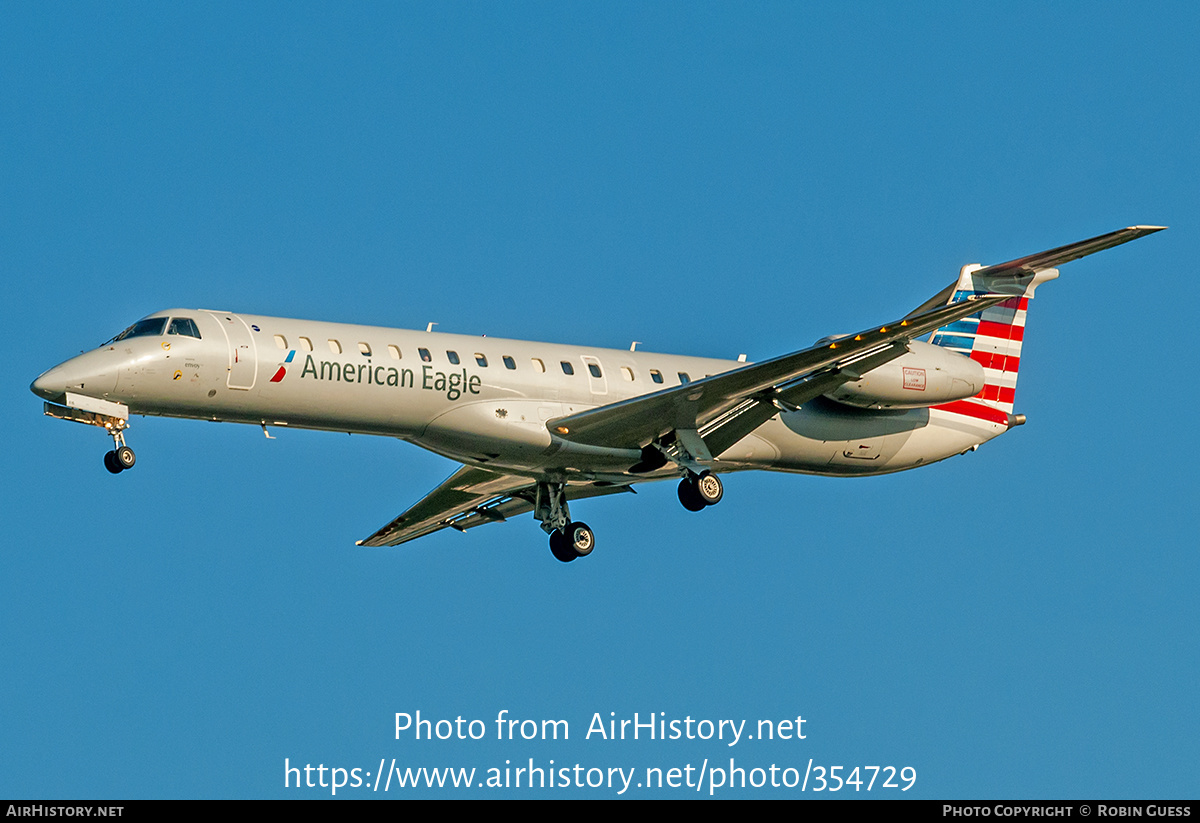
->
{"left": 1130, "top": 225, "right": 1168, "bottom": 232}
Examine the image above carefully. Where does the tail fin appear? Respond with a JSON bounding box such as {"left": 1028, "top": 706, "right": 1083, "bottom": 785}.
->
{"left": 928, "top": 226, "right": 1165, "bottom": 420}
{"left": 929, "top": 269, "right": 1046, "bottom": 416}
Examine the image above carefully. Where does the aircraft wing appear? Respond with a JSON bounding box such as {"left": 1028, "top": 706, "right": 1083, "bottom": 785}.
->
{"left": 546, "top": 292, "right": 1012, "bottom": 453}
{"left": 970, "top": 225, "right": 1165, "bottom": 278}
{"left": 356, "top": 465, "right": 635, "bottom": 547}
{"left": 906, "top": 225, "right": 1166, "bottom": 317}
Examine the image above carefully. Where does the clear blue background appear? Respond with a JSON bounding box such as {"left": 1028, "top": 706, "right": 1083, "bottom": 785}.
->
{"left": 3, "top": 2, "right": 1196, "bottom": 798}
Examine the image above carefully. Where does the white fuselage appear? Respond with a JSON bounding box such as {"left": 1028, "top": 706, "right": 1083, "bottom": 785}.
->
{"left": 32, "top": 309, "right": 1008, "bottom": 484}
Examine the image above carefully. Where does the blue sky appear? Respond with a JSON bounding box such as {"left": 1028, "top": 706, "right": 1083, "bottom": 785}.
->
{"left": 3, "top": 2, "right": 1197, "bottom": 798}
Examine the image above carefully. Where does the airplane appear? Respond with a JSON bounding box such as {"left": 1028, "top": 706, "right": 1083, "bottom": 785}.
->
{"left": 31, "top": 226, "right": 1164, "bottom": 562}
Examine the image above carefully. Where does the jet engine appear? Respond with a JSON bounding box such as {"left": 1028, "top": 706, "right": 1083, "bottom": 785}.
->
{"left": 824, "top": 340, "right": 985, "bottom": 410}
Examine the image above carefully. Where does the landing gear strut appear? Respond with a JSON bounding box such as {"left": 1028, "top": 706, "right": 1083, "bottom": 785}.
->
{"left": 536, "top": 481, "right": 596, "bottom": 563}
{"left": 678, "top": 470, "right": 723, "bottom": 512}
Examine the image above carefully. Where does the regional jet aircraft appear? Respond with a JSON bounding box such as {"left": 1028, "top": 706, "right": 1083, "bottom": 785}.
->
{"left": 31, "top": 227, "right": 1163, "bottom": 561}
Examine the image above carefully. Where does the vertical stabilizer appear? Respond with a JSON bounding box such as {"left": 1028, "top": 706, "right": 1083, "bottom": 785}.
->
{"left": 929, "top": 266, "right": 1058, "bottom": 417}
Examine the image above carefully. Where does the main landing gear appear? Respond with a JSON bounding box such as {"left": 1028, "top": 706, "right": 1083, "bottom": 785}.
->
{"left": 548, "top": 521, "right": 595, "bottom": 563}
{"left": 678, "top": 470, "right": 723, "bottom": 512}
{"left": 536, "top": 481, "right": 596, "bottom": 563}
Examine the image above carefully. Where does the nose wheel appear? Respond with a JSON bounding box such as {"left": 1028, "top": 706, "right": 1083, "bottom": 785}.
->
{"left": 101, "top": 425, "right": 136, "bottom": 474}
{"left": 104, "top": 445, "right": 136, "bottom": 474}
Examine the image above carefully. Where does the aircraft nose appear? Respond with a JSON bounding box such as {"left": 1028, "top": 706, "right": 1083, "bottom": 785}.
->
{"left": 30, "top": 350, "right": 121, "bottom": 401}
{"left": 30, "top": 366, "right": 66, "bottom": 400}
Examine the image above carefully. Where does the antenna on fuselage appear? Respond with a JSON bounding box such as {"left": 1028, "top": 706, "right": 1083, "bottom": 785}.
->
{"left": 630, "top": 341, "right": 640, "bottom": 351}
{"left": 426, "top": 322, "right": 438, "bottom": 333}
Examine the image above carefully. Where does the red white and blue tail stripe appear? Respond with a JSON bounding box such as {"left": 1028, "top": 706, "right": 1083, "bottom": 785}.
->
{"left": 930, "top": 292, "right": 1026, "bottom": 424}
{"left": 927, "top": 265, "right": 1057, "bottom": 426}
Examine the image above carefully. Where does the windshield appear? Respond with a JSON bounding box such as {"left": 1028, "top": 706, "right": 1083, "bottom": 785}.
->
{"left": 167, "top": 317, "right": 201, "bottom": 339}
{"left": 106, "top": 317, "right": 167, "bottom": 344}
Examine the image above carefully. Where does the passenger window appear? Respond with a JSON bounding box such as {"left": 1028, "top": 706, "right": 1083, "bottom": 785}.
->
{"left": 358, "top": 342, "right": 372, "bottom": 356}
{"left": 678, "top": 372, "right": 690, "bottom": 384}
{"left": 650, "top": 370, "right": 664, "bottom": 384}
{"left": 531, "top": 358, "right": 545, "bottom": 373}
{"left": 503, "top": 356, "right": 516, "bottom": 370}
{"left": 273, "top": 334, "right": 287, "bottom": 349}
{"left": 419, "top": 348, "right": 432, "bottom": 362}
{"left": 447, "top": 351, "right": 460, "bottom": 365}
{"left": 299, "top": 337, "right": 313, "bottom": 352}
{"left": 167, "top": 318, "right": 201, "bottom": 339}
{"left": 328, "top": 339, "right": 342, "bottom": 354}
{"left": 475, "top": 353, "right": 488, "bottom": 367}
{"left": 620, "top": 367, "right": 634, "bottom": 381}
{"left": 587, "top": 363, "right": 602, "bottom": 378}
{"left": 387, "top": 345, "right": 401, "bottom": 360}
{"left": 561, "top": 361, "right": 574, "bottom": 375}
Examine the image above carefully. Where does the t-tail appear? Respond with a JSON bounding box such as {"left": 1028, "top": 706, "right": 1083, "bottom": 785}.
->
{"left": 923, "top": 226, "right": 1166, "bottom": 425}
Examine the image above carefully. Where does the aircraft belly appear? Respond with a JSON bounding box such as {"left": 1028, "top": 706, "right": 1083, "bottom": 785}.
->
{"left": 418, "top": 400, "right": 641, "bottom": 472}
{"left": 711, "top": 433, "right": 780, "bottom": 465}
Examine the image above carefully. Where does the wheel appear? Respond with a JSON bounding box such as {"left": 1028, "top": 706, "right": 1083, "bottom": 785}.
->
{"left": 677, "top": 478, "right": 706, "bottom": 512}
{"left": 103, "top": 450, "right": 123, "bottom": 474}
{"left": 566, "top": 521, "right": 595, "bottom": 557}
{"left": 549, "top": 529, "right": 576, "bottom": 563}
{"left": 114, "top": 445, "right": 136, "bottom": 470}
{"left": 694, "top": 470, "right": 723, "bottom": 506}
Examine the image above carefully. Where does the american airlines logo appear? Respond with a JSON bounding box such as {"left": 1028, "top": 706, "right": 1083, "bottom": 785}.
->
{"left": 269, "top": 350, "right": 296, "bottom": 382}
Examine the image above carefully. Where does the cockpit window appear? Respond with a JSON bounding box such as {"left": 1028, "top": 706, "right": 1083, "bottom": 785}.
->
{"left": 109, "top": 317, "right": 167, "bottom": 343}
{"left": 167, "top": 317, "right": 201, "bottom": 339}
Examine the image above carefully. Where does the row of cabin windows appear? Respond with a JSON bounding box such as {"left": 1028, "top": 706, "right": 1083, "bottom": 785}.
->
{"left": 271, "top": 333, "right": 692, "bottom": 384}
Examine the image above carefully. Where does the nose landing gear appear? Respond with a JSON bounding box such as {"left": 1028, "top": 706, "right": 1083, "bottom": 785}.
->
{"left": 39, "top": 398, "right": 136, "bottom": 475}
{"left": 102, "top": 427, "right": 135, "bottom": 474}
{"left": 40, "top": 397, "right": 138, "bottom": 475}
{"left": 104, "top": 444, "right": 136, "bottom": 474}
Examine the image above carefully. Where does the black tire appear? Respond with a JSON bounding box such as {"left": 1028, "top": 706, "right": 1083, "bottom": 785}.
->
{"left": 114, "top": 445, "right": 136, "bottom": 470}
{"left": 695, "top": 470, "right": 723, "bottom": 506}
{"left": 549, "top": 530, "right": 576, "bottom": 563}
{"left": 567, "top": 521, "right": 595, "bottom": 557}
{"left": 678, "top": 478, "right": 706, "bottom": 512}
{"left": 103, "top": 451, "right": 123, "bottom": 474}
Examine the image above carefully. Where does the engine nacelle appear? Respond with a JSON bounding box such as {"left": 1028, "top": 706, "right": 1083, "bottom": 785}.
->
{"left": 824, "top": 340, "right": 985, "bottom": 409}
